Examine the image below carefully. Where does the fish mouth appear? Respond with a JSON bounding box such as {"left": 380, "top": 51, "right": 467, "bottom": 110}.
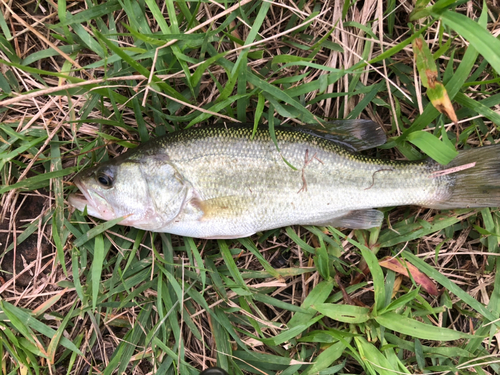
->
{"left": 68, "top": 175, "right": 117, "bottom": 220}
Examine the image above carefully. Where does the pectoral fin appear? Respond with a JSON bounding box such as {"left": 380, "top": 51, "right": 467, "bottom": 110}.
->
{"left": 317, "top": 209, "right": 384, "bottom": 229}
{"left": 192, "top": 195, "right": 254, "bottom": 220}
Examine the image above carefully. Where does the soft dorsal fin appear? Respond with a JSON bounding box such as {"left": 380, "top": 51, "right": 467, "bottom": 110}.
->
{"left": 299, "top": 120, "right": 387, "bottom": 151}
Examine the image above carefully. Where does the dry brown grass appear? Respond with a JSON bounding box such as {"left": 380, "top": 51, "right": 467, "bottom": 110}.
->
{"left": 1, "top": 0, "right": 500, "bottom": 373}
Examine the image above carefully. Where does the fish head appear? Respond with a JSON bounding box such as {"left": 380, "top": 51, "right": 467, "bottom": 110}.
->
{"left": 69, "top": 156, "right": 190, "bottom": 231}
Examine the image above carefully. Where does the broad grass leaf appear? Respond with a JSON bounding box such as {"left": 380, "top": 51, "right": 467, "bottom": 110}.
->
{"left": 313, "top": 303, "right": 371, "bottom": 323}
{"left": 379, "top": 289, "right": 420, "bottom": 315}
{"left": 71, "top": 247, "right": 86, "bottom": 303}
{"left": 0, "top": 36, "right": 18, "bottom": 63}
{"left": 72, "top": 23, "right": 105, "bottom": 57}
{"left": 183, "top": 238, "right": 206, "bottom": 287}
{"left": 356, "top": 337, "right": 397, "bottom": 375}
{"left": 271, "top": 55, "right": 311, "bottom": 71}
{"left": 285, "top": 70, "right": 345, "bottom": 98}
{"left": 144, "top": 0, "right": 170, "bottom": 31}
{"left": 366, "top": 26, "right": 428, "bottom": 66}
{"left": 217, "top": 0, "right": 270, "bottom": 104}
{"left": 252, "top": 294, "right": 306, "bottom": 313}
{"left": 278, "top": 61, "right": 342, "bottom": 73}
{"left": 91, "top": 235, "right": 106, "bottom": 311}
{"left": 406, "top": 130, "right": 458, "bottom": 164}
{"left": 186, "top": 93, "right": 249, "bottom": 127}
{"left": 0, "top": 10, "right": 11, "bottom": 39}
{"left": 1, "top": 302, "right": 45, "bottom": 357}
{"left": 378, "top": 213, "right": 463, "bottom": 248}
{"left": 413, "top": 36, "right": 438, "bottom": 88}
{"left": 375, "top": 312, "right": 477, "bottom": 341}
{"left": 403, "top": 251, "right": 498, "bottom": 322}
{"left": 410, "top": 0, "right": 432, "bottom": 19}
{"left": 21, "top": 45, "right": 81, "bottom": 66}
{"left": 346, "top": 81, "right": 385, "bottom": 119}
{"left": 73, "top": 216, "right": 126, "bottom": 247}
{"left": 261, "top": 317, "right": 322, "bottom": 346}
{"left": 0, "top": 167, "right": 77, "bottom": 195}
{"left": 191, "top": 52, "right": 228, "bottom": 87}
{"left": 233, "top": 349, "right": 310, "bottom": 367}
{"left": 304, "top": 341, "right": 348, "bottom": 375}
{"left": 103, "top": 304, "right": 152, "bottom": 375}
{"left": 212, "top": 307, "right": 243, "bottom": 367}
{"left": 343, "top": 21, "right": 377, "bottom": 38}
{"left": 52, "top": 0, "right": 122, "bottom": 26}
{"left": 238, "top": 238, "right": 282, "bottom": 279}
{"left": 0, "top": 69, "right": 12, "bottom": 93}
{"left": 0, "top": 301, "right": 82, "bottom": 354}
{"left": 286, "top": 227, "right": 316, "bottom": 254}
{"left": 92, "top": 29, "right": 187, "bottom": 103}
{"left": 330, "top": 228, "right": 386, "bottom": 312}
{"left": 0, "top": 135, "right": 47, "bottom": 171}
{"left": 287, "top": 279, "right": 334, "bottom": 328}
{"left": 32, "top": 289, "right": 68, "bottom": 317}
{"left": 247, "top": 73, "right": 318, "bottom": 123}
{"left": 415, "top": 339, "right": 425, "bottom": 370}
{"left": 121, "top": 23, "right": 165, "bottom": 46}
{"left": 384, "top": 332, "right": 475, "bottom": 358}
{"left": 253, "top": 93, "right": 265, "bottom": 138}
{"left": 217, "top": 239, "right": 248, "bottom": 290}
{"left": 426, "top": 82, "right": 457, "bottom": 123}
{"left": 47, "top": 302, "right": 76, "bottom": 364}
{"left": 454, "top": 92, "right": 500, "bottom": 125}
{"left": 437, "top": 8, "right": 500, "bottom": 75}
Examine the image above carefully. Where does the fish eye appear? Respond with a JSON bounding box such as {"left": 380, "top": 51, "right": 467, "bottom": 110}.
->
{"left": 96, "top": 173, "right": 113, "bottom": 188}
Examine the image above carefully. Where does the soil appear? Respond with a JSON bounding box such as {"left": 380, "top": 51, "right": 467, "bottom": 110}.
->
{"left": 0, "top": 192, "right": 51, "bottom": 287}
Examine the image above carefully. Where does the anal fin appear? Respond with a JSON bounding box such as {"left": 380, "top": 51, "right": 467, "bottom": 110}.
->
{"left": 318, "top": 209, "right": 383, "bottom": 229}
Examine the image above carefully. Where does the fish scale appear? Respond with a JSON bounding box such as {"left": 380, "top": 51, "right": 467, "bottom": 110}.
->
{"left": 69, "top": 122, "right": 500, "bottom": 239}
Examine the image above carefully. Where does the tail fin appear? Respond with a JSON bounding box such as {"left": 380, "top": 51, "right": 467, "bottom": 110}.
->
{"left": 429, "top": 145, "right": 500, "bottom": 209}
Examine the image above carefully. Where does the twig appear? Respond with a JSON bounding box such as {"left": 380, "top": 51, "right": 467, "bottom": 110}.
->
{"left": 429, "top": 162, "right": 476, "bottom": 178}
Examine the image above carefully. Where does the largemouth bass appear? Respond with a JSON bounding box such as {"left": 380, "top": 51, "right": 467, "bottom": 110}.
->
{"left": 69, "top": 121, "right": 500, "bottom": 239}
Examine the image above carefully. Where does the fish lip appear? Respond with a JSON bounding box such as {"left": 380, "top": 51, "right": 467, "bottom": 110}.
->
{"left": 69, "top": 174, "right": 116, "bottom": 219}
{"left": 69, "top": 175, "right": 94, "bottom": 209}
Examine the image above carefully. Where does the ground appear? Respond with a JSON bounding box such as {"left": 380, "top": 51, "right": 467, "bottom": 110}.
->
{"left": 1, "top": 0, "right": 500, "bottom": 374}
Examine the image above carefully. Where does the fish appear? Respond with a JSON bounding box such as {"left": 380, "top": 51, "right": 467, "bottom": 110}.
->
{"left": 68, "top": 121, "right": 500, "bottom": 239}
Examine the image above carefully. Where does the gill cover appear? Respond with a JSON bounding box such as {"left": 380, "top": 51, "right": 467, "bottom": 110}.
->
{"left": 139, "top": 155, "right": 191, "bottom": 226}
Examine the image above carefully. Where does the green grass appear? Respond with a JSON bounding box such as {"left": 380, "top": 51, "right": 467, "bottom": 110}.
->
{"left": 1, "top": 0, "right": 500, "bottom": 374}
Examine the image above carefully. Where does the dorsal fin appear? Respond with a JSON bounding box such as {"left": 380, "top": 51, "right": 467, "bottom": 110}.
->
{"left": 299, "top": 120, "right": 387, "bottom": 151}
{"left": 216, "top": 120, "right": 386, "bottom": 151}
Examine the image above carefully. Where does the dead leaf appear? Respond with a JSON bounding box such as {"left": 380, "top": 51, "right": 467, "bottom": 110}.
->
{"left": 413, "top": 36, "right": 458, "bottom": 124}
{"left": 379, "top": 256, "right": 439, "bottom": 295}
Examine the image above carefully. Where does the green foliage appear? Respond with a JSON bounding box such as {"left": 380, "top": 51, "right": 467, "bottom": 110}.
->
{"left": 1, "top": 0, "right": 500, "bottom": 374}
